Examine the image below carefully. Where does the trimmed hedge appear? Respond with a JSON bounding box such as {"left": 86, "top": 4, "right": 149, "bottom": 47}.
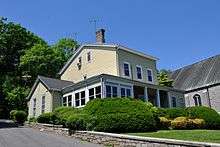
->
{"left": 10, "top": 110, "right": 27, "bottom": 124}
{"left": 65, "top": 114, "right": 88, "bottom": 131}
{"left": 186, "top": 106, "right": 220, "bottom": 129}
{"left": 37, "top": 112, "right": 58, "bottom": 124}
{"left": 84, "top": 98, "right": 158, "bottom": 133}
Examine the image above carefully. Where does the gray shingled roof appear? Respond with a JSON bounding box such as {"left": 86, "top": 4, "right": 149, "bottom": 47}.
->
{"left": 27, "top": 76, "right": 73, "bottom": 100}
{"left": 38, "top": 76, "right": 73, "bottom": 91}
{"left": 171, "top": 54, "right": 220, "bottom": 91}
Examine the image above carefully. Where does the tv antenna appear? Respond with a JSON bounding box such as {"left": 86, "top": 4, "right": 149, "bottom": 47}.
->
{"left": 89, "top": 19, "right": 101, "bottom": 32}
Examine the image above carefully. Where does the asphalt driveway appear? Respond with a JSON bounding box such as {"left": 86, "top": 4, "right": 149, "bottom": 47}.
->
{"left": 0, "top": 119, "right": 101, "bottom": 147}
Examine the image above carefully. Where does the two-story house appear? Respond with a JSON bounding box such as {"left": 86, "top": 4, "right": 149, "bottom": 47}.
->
{"left": 27, "top": 29, "right": 185, "bottom": 118}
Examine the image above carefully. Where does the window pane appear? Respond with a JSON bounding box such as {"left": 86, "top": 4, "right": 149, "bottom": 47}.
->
{"left": 63, "top": 97, "right": 67, "bottom": 106}
{"left": 87, "top": 52, "right": 91, "bottom": 62}
{"left": 136, "top": 66, "right": 142, "bottom": 79}
{"left": 42, "top": 96, "right": 45, "bottom": 113}
{"left": 198, "top": 97, "right": 202, "bottom": 106}
{"left": 124, "top": 63, "right": 130, "bottom": 76}
{"left": 147, "top": 70, "right": 153, "bottom": 82}
{"left": 112, "top": 86, "right": 118, "bottom": 97}
{"left": 89, "top": 88, "right": 95, "bottom": 100}
{"left": 126, "top": 89, "right": 131, "bottom": 97}
{"left": 95, "top": 86, "right": 101, "bottom": 98}
{"left": 106, "top": 85, "right": 112, "bottom": 97}
{"left": 81, "top": 91, "right": 85, "bottom": 106}
{"left": 68, "top": 95, "right": 72, "bottom": 106}
{"left": 75, "top": 93, "right": 80, "bottom": 107}
{"left": 172, "top": 97, "right": 176, "bottom": 107}
{"left": 121, "top": 88, "right": 126, "bottom": 97}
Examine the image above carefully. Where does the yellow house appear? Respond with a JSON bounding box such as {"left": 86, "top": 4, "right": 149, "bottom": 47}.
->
{"left": 27, "top": 29, "right": 185, "bottom": 118}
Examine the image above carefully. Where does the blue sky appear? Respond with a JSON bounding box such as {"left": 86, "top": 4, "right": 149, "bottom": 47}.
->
{"left": 1, "top": 0, "right": 220, "bottom": 70}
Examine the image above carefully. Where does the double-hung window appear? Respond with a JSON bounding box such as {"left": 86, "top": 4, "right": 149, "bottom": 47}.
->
{"left": 106, "top": 85, "right": 118, "bottom": 98}
{"left": 75, "top": 91, "right": 86, "bottom": 107}
{"left": 89, "top": 86, "right": 101, "bottom": 100}
{"left": 68, "top": 95, "right": 72, "bottom": 106}
{"left": 147, "top": 69, "right": 153, "bottom": 82}
{"left": 172, "top": 97, "right": 177, "bottom": 107}
{"left": 41, "top": 96, "right": 45, "bottom": 114}
{"left": 136, "top": 66, "right": 142, "bottom": 80}
{"left": 120, "top": 88, "right": 131, "bottom": 97}
{"left": 123, "top": 62, "right": 130, "bottom": 77}
{"left": 33, "top": 98, "right": 36, "bottom": 116}
{"left": 62, "top": 96, "right": 67, "bottom": 106}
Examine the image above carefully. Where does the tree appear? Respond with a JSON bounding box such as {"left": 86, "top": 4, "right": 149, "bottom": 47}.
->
{"left": 53, "top": 38, "right": 79, "bottom": 59}
{"left": 20, "top": 38, "right": 78, "bottom": 83}
{"left": 157, "top": 70, "right": 173, "bottom": 87}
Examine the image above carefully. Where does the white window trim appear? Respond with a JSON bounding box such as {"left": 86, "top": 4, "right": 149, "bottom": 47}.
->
{"left": 122, "top": 62, "right": 132, "bottom": 78}
{"left": 136, "top": 65, "right": 143, "bottom": 80}
{"left": 146, "top": 68, "right": 154, "bottom": 83}
{"left": 41, "top": 95, "right": 45, "bottom": 114}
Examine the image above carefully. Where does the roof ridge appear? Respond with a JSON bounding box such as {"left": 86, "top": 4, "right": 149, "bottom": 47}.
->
{"left": 172, "top": 54, "right": 220, "bottom": 72}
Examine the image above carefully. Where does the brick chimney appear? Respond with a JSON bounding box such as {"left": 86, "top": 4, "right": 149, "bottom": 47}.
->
{"left": 96, "top": 29, "right": 105, "bottom": 44}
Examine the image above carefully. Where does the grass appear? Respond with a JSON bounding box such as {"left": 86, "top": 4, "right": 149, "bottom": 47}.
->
{"left": 128, "top": 130, "right": 220, "bottom": 143}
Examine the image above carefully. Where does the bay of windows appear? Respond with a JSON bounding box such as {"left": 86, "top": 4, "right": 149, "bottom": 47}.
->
{"left": 75, "top": 91, "right": 86, "bottom": 107}
{"left": 89, "top": 86, "right": 101, "bottom": 100}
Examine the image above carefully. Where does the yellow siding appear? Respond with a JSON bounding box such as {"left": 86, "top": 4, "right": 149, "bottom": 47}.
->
{"left": 118, "top": 49, "right": 158, "bottom": 84}
{"left": 28, "top": 82, "right": 52, "bottom": 118}
{"left": 61, "top": 46, "right": 118, "bottom": 83}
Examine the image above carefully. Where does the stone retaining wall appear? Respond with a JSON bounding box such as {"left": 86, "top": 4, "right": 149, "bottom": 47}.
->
{"left": 27, "top": 123, "right": 220, "bottom": 147}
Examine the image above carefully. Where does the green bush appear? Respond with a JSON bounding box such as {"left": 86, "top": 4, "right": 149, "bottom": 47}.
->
{"left": 10, "top": 110, "right": 17, "bottom": 120}
{"left": 84, "top": 98, "right": 157, "bottom": 133}
{"left": 188, "top": 118, "right": 205, "bottom": 129}
{"left": 53, "top": 107, "right": 82, "bottom": 126}
{"left": 159, "top": 117, "right": 171, "bottom": 130}
{"left": 157, "top": 108, "right": 167, "bottom": 117}
{"left": 65, "top": 114, "right": 88, "bottom": 131}
{"left": 13, "top": 110, "right": 27, "bottom": 124}
{"left": 165, "top": 108, "right": 186, "bottom": 119}
{"left": 28, "top": 117, "right": 37, "bottom": 123}
{"left": 37, "top": 112, "right": 58, "bottom": 124}
{"left": 185, "top": 106, "right": 220, "bottom": 129}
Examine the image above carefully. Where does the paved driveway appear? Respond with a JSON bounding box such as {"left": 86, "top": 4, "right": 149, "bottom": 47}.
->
{"left": 0, "top": 119, "right": 101, "bottom": 147}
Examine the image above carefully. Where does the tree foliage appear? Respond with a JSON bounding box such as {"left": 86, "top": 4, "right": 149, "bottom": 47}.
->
{"left": 157, "top": 69, "right": 173, "bottom": 87}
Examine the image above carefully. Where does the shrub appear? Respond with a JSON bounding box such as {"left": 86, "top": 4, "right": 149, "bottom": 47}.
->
{"left": 65, "top": 114, "right": 88, "bottom": 131}
{"left": 185, "top": 106, "right": 220, "bottom": 129}
{"left": 28, "top": 117, "right": 37, "bottom": 123}
{"left": 10, "top": 110, "right": 17, "bottom": 120}
{"left": 53, "top": 107, "right": 80, "bottom": 125}
{"left": 157, "top": 108, "right": 167, "bottom": 117}
{"left": 165, "top": 108, "right": 186, "bottom": 119}
{"left": 13, "top": 110, "right": 27, "bottom": 124}
{"left": 159, "top": 117, "right": 171, "bottom": 130}
{"left": 37, "top": 112, "right": 58, "bottom": 124}
{"left": 189, "top": 118, "right": 205, "bottom": 129}
{"left": 84, "top": 98, "right": 158, "bottom": 133}
{"left": 171, "top": 117, "right": 189, "bottom": 129}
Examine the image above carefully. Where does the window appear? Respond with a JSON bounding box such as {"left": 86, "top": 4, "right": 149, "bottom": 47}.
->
{"left": 106, "top": 85, "right": 118, "bottom": 98}
{"left": 87, "top": 52, "right": 91, "bottom": 62}
{"left": 81, "top": 91, "right": 85, "bottom": 106}
{"left": 121, "top": 88, "right": 126, "bottom": 97}
{"left": 123, "top": 63, "right": 130, "bottom": 77}
{"left": 172, "top": 97, "right": 177, "bottom": 107}
{"left": 75, "top": 93, "right": 80, "bottom": 107}
{"left": 77, "top": 57, "right": 82, "bottom": 70}
{"left": 62, "top": 96, "right": 67, "bottom": 106}
{"left": 136, "top": 66, "right": 142, "bottom": 79}
{"left": 147, "top": 69, "right": 153, "bottom": 82}
{"left": 95, "top": 86, "right": 101, "bottom": 98}
{"left": 121, "top": 88, "right": 131, "bottom": 98}
{"left": 33, "top": 98, "right": 36, "bottom": 116}
{"left": 89, "top": 88, "right": 94, "bottom": 100}
{"left": 41, "top": 96, "right": 45, "bottom": 114}
{"left": 193, "top": 94, "right": 202, "bottom": 106}
{"left": 75, "top": 91, "right": 86, "bottom": 107}
{"left": 68, "top": 95, "right": 72, "bottom": 106}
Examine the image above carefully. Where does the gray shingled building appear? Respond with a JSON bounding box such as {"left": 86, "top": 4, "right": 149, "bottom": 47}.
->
{"left": 171, "top": 54, "right": 220, "bottom": 112}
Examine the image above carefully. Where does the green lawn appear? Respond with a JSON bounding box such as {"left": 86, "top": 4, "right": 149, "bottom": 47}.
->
{"left": 128, "top": 130, "right": 220, "bottom": 143}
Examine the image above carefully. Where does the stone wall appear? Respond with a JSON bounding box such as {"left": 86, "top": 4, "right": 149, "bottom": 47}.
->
{"left": 26, "top": 123, "right": 220, "bottom": 147}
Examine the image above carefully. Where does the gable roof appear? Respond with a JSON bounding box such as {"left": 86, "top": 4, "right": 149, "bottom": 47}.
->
{"left": 58, "top": 43, "right": 158, "bottom": 76}
{"left": 27, "top": 76, "right": 73, "bottom": 100}
{"left": 171, "top": 54, "right": 220, "bottom": 91}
